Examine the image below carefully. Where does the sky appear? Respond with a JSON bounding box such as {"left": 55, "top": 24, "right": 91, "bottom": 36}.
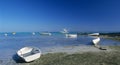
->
{"left": 0, "top": 0, "right": 120, "bottom": 32}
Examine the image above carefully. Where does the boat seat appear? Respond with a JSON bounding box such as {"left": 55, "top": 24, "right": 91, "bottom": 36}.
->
{"left": 22, "top": 49, "right": 39, "bottom": 57}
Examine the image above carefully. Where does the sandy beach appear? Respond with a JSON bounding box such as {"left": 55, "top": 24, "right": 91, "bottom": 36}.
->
{"left": 42, "top": 45, "right": 111, "bottom": 54}
{"left": 0, "top": 45, "right": 113, "bottom": 65}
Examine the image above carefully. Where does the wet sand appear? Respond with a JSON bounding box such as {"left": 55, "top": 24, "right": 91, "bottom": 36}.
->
{"left": 42, "top": 45, "right": 111, "bottom": 54}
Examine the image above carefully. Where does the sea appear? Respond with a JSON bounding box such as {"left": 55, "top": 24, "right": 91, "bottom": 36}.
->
{"left": 0, "top": 32, "right": 120, "bottom": 65}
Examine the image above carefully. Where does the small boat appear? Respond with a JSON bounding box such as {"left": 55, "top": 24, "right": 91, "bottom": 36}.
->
{"left": 66, "top": 34, "right": 77, "bottom": 38}
{"left": 40, "top": 32, "right": 52, "bottom": 36}
{"left": 4, "top": 33, "right": 8, "bottom": 36}
{"left": 92, "top": 38, "right": 107, "bottom": 50}
{"left": 12, "top": 32, "right": 16, "bottom": 35}
{"left": 88, "top": 33, "right": 99, "bottom": 36}
{"left": 61, "top": 29, "right": 68, "bottom": 34}
{"left": 92, "top": 37, "right": 100, "bottom": 45}
{"left": 32, "top": 32, "right": 35, "bottom": 35}
{"left": 17, "top": 47, "right": 41, "bottom": 62}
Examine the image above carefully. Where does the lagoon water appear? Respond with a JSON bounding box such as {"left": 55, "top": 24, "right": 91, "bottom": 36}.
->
{"left": 0, "top": 32, "right": 120, "bottom": 65}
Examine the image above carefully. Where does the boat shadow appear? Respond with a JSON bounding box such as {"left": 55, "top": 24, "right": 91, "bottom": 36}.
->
{"left": 12, "top": 54, "right": 26, "bottom": 63}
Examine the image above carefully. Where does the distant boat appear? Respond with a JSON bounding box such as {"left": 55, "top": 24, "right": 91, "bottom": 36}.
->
{"left": 17, "top": 47, "right": 41, "bottom": 62}
{"left": 12, "top": 32, "right": 16, "bottom": 35}
{"left": 92, "top": 37, "right": 100, "bottom": 45}
{"left": 88, "top": 33, "right": 99, "bottom": 36}
{"left": 61, "top": 29, "right": 68, "bottom": 34}
{"left": 4, "top": 33, "right": 8, "bottom": 36}
{"left": 32, "top": 32, "right": 35, "bottom": 35}
{"left": 66, "top": 34, "right": 77, "bottom": 38}
{"left": 40, "top": 32, "right": 52, "bottom": 36}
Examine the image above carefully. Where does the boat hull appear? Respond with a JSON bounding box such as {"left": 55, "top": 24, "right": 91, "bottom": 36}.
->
{"left": 89, "top": 33, "right": 99, "bottom": 36}
{"left": 17, "top": 47, "right": 41, "bottom": 62}
{"left": 66, "top": 34, "right": 77, "bottom": 38}
{"left": 92, "top": 38, "right": 100, "bottom": 45}
{"left": 40, "top": 33, "right": 52, "bottom": 36}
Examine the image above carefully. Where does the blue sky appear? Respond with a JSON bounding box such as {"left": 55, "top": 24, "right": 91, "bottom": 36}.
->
{"left": 0, "top": 0, "right": 120, "bottom": 32}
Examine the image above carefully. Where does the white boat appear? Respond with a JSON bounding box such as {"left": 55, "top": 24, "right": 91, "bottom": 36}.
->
{"left": 66, "top": 34, "right": 77, "bottom": 38}
{"left": 40, "top": 32, "right": 52, "bottom": 36}
{"left": 4, "top": 33, "right": 8, "bottom": 36}
{"left": 17, "top": 47, "right": 41, "bottom": 62}
{"left": 92, "top": 37, "right": 100, "bottom": 45}
{"left": 61, "top": 29, "right": 68, "bottom": 34}
{"left": 32, "top": 32, "right": 35, "bottom": 35}
{"left": 92, "top": 38, "right": 107, "bottom": 50}
{"left": 12, "top": 32, "right": 16, "bottom": 35}
{"left": 88, "top": 33, "right": 99, "bottom": 36}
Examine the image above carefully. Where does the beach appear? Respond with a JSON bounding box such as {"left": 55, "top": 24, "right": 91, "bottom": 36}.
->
{"left": 0, "top": 32, "right": 120, "bottom": 65}
{"left": 42, "top": 45, "right": 111, "bottom": 54}
{"left": 1, "top": 45, "right": 119, "bottom": 65}
{"left": 0, "top": 43, "right": 117, "bottom": 65}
